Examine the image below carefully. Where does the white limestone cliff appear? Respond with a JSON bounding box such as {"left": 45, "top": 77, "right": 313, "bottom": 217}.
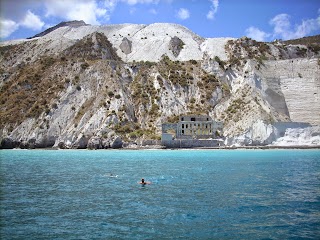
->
{"left": 226, "top": 120, "right": 320, "bottom": 147}
{"left": 0, "top": 22, "right": 319, "bottom": 148}
{"left": 0, "top": 23, "right": 232, "bottom": 67}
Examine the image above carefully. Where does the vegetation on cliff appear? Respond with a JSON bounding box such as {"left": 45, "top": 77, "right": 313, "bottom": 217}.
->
{"left": 0, "top": 23, "right": 319, "bottom": 148}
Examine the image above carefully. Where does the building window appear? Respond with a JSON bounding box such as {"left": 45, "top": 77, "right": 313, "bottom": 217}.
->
{"left": 186, "top": 124, "right": 188, "bottom": 129}
{"left": 182, "top": 124, "right": 184, "bottom": 128}
{"left": 191, "top": 117, "right": 195, "bottom": 121}
{"left": 182, "top": 130, "right": 184, "bottom": 134}
{"left": 181, "top": 117, "right": 184, "bottom": 121}
{"left": 207, "top": 118, "right": 209, "bottom": 121}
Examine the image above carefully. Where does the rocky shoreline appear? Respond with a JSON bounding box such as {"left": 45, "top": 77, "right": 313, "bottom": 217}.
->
{"left": 1, "top": 138, "right": 319, "bottom": 150}
{"left": 1, "top": 23, "right": 319, "bottom": 151}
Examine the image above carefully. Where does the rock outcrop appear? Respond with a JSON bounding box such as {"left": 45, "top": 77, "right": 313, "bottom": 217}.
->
{"left": 120, "top": 37, "right": 132, "bottom": 55}
{"left": 225, "top": 120, "right": 318, "bottom": 146}
{"left": 0, "top": 22, "right": 319, "bottom": 148}
{"left": 28, "top": 20, "right": 88, "bottom": 39}
{"left": 169, "top": 36, "right": 185, "bottom": 57}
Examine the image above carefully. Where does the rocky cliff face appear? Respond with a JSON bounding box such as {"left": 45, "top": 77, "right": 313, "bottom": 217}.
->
{"left": 0, "top": 22, "right": 319, "bottom": 148}
{"left": 28, "top": 20, "right": 88, "bottom": 39}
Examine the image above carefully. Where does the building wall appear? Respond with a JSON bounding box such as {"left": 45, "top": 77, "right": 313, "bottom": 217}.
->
{"left": 141, "top": 139, "right": 162, "bottom": 146}
{"left": 161, "top": 115, "right": 224, "bottom": 147}
{"left": 161, "top": 133, "right": 173, "bottom": 141}
{"left": 162, "top": 139, "right": 223, "bottom": 148}
{"left": 180, "top": 115, "right": 212, "bottom": 122}
{"left": 177, "top": 121, "right": 214, "bottom": 138}
{"left": 162, "top": 123, "right": 178, "bottom": 135}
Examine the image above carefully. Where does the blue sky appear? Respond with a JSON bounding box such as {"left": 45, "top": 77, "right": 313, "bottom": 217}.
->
{"left": 1, "top": 0, "right": 319, "bottom": 42}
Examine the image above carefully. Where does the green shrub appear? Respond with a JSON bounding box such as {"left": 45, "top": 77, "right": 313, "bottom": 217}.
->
{"left": 215, "top": 56, "right": 226, "bottom": 68}
{"left": 41, "top": 57, "right": 55, "bottom": 68}
{"left": 108, "top": 91, "right": 114, "bottom": 97}
{"left": 144, "top": 61, "right": 155, "bottom": 67}
{"left": 81, "top": 62, "right": 89, "bottom": 70}
{"left": 150, "top": 103, "right": 159, "bottom": 115}
{"left": 74, "top": 75, "right": 80, "bottom": 84}
{"left": 307, "top": 44, "right": 320, "bottom": 53}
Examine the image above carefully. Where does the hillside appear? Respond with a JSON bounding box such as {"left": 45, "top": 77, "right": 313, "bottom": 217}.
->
{"left": 0, "top": 22, "right": 319, "bottom": 148}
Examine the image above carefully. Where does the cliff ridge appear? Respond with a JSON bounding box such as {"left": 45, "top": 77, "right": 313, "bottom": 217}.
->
{"left": 0, "top": 22, "right": 319, "bottom": 148}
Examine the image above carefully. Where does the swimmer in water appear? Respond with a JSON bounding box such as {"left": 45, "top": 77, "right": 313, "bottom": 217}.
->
{"left": 109, "top": 173, "right": 118, "bottom": 177}
{"left": 139, "top": 178, "right": 151, "bottom": 185}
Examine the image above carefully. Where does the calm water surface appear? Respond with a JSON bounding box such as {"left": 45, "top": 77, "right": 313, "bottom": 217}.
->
{"left": 1, "top": 149, "right": 320, "bottom": 239}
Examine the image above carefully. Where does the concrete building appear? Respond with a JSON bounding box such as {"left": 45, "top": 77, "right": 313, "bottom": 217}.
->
{"left": 177, "top": 115, "right": 223, "bottom": 139}
{"left": 161, "top": 115, "right": 224, "bottom": 148}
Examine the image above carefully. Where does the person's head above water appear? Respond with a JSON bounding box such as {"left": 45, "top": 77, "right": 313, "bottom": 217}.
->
{"left": 140, "top": 178, "right": 151, "bottom": 185}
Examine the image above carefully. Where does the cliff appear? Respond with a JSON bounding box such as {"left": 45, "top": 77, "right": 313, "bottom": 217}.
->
{"left": 0, "top": 22, "right": 319, "bottom": 148}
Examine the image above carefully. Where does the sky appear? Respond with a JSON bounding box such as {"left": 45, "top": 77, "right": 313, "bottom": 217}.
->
{"left": 1, "top": 0, "right": 320, "bottom": 42}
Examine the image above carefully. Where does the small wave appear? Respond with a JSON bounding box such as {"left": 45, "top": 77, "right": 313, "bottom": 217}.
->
{"left": 104, "top": 173, "right": 118, "bottom": 178}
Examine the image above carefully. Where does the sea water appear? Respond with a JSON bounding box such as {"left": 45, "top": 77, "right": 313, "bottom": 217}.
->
{"left": 0, "top": 149, "right": 319, "bottom": 239}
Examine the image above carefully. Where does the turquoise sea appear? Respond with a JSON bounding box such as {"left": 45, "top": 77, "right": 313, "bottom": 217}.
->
{"left": 1, "top": 149, "right": 320, "bottom": 239}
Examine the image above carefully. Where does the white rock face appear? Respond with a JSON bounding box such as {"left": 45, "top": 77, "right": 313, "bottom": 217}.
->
{"left": 259, "top": 59, "right": 320, "bottom": 125}
{"left": 226, "top": 120, "right": 320, "bottom": 146}
{"left": 225, "top": 120, "right": 277, "bottom": 146}
{"left": 0, "top": 23, "right": 233, "bottom": 63}
{"left": 200, "top": 38, "right": 232, "bottom": 61}
{"left": 1, "top": 22, "right": 319, "bottom": 148}
{"left": 272, "top": 126, "right": 320, "bottom": 146}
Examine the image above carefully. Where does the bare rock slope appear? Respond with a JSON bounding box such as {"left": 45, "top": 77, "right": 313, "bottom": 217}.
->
{"left": 0, "top": 22, "right": 319, "bottom": 148}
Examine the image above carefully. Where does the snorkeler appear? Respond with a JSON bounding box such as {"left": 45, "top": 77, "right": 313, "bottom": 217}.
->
{"left": 139, "top": 178, "right": 151, "bottom": 185}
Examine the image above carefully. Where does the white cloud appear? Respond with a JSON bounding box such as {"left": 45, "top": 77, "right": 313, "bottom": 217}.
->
{"left": 269, "top": 14, "right": 291, "bottom": 38}
{"left": 0, "top": 19, "right": 19, "bottom": 38}
{"left": 104, "top": 0, "right": 118, "bottom": 10}
{"left": 130, "top": 7, "right": 137, "bottom": 14}
{"left": 121, "top": 0, "right": 160, "bottom": 5}
{"left": 0, "top": 0, "right": 43, "bottom": 20}
{"left": 294, "top": 17, "right": 320, "bottom": 38}
{"left": 20, "top": 10, "right": 44, "bottom": 31}
{"left": 96, "top": 8, "right": 107, "bottom": 17}
{"left": 103, "top": 0, "right": 118, "bottom": 21}
{"left": 207, "top": 0, "right": 219, "bottom": 20}
{"left": 245, "top": 26, "right": 270, "bottom": 41}
{"left": 270, "top": 13, "right": 320, "bottom": 40}
{"left": 0, "top": 10, "right": 44, "bottom": 39}
{"left": 245, "top": 10, "right": 320, "bottom": 41}
{"left": 44, "top": 0, "right": 107, "bottom": 25}
{"left": 177, "top": 8, "right": 190, "bottom": 20}
{"left": 206, "top": 11, "right": 214, "bottom": 20}
{"left": 149, "top": 8, "right": 157, "bottom": 15}
{"left": 0, "top": 0, "right": 164, "bottom": 39}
